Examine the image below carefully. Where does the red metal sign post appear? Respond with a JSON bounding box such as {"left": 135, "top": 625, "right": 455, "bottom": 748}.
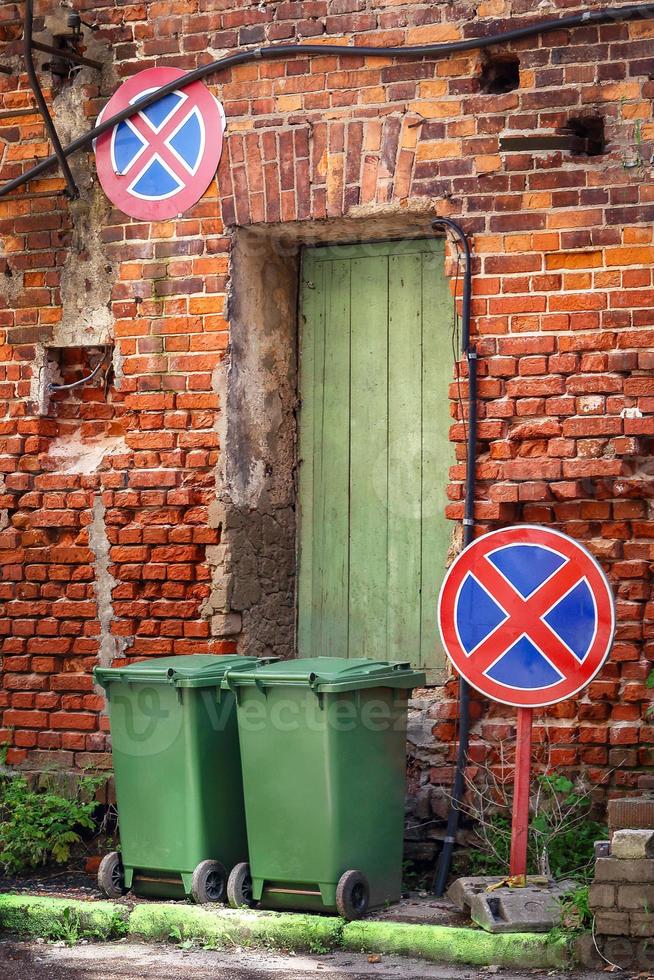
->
{"left": 438, "top": 525, "right": 616, "bottom": 882}
{"left": 509, "top": 707, "right": 533, "bottom": 879}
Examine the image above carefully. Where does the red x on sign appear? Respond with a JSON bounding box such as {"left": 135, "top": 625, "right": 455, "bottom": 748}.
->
{"left": 116, "top": 100, "right": 199, "bottom": 188}
{"left": 438, "top": 525, "right": 615, "bottom": 708}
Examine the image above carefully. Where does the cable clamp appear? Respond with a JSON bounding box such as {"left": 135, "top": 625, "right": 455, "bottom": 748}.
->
{"left": 253, "top": 47, "right": 263, "bottom": 58}
{"left": 443, "top": 836, "right": 457, "bottom": 845}
{"left": 467, "top": 349, "right": 478, "bottom": 360}
{"left": 462, "top": 518, "right": 474, "bottom": 526}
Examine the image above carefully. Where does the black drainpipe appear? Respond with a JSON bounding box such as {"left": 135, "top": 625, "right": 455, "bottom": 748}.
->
{"left": 431, "top": 217, "right": 476, "bottom": 897}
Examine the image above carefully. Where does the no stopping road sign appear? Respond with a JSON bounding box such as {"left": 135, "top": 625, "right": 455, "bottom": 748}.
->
{"left": 438, "top": 525, "right": 615, "bottom": 709}
{"left": 95, "top": 67, "right": 226, "bottom": 221}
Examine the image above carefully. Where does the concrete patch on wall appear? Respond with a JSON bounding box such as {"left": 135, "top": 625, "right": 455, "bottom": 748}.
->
{"left": 45, "top": 431, "right": 127, "bottom": 474}
{"left": 25, "top": 43, "right": 117, "bottom": 365}
{"left": 204, "top": 228, "right": 299, "bottom": 658}
{"left": 4, "top": 55, "right": 120, "bottom": 418}
{"left": 53, "top": 74, "right": 117, "bottom": 351}
{"left": 89, "top": 494, "right": 128, "bottom": 676}
{"left": 28, "top": 343, "right": 71, "bottom": 416}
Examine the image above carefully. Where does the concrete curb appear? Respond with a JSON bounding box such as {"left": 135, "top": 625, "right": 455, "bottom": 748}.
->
{"left": 0, "top": 895, "right": 129, "bottom": 941}
{"left": 0, "top": 894, "right": 574, "bottom": 968}
{"left": 342, "top": 920, "right": 571, "bottom": 969}
{"left": 128, "top": 903, "right": 344, "bottom": 953}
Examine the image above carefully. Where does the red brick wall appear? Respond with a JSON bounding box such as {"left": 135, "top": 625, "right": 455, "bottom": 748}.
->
{"left": 0, "top": 0, "right": 652, "bottom": 815}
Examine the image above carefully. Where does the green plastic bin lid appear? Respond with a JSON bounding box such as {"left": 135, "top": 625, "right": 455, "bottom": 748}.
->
{"left": 94, "top": 655, "right": 263, "bottom": 690}
{"left": 223, "top": 657, "right": 426, "bottom": 693}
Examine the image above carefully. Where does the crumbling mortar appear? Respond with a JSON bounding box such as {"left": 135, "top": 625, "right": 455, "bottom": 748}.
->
{"left": 0, "top": 474, "right": 9, "bottom": 535}
{"left": 89, "top": 494, "right": 130, "bottom": 699}
{"left": 49, "top": 47, "right": 118, "bottom": 351}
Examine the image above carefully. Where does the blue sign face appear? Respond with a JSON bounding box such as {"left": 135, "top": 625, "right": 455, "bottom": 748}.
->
{"left": 438, "top": 525, "right": 615, "bottom": 708}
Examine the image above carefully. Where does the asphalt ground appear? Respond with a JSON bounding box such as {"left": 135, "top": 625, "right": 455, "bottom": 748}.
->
{"left": 0, "top": 940, "right": 612, "bottom": 980}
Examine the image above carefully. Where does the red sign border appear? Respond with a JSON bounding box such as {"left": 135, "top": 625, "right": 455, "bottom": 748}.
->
{"left": 95, "top": 67, "right": 225, "bottom": 221}
{"left": 438, "top": 524, "right": 616, "bottom": 708}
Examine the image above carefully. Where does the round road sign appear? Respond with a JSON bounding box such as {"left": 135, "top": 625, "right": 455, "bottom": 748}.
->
{"left": 438, "top": 525, "right": 615, "bottom": 708}
{"left": 95, "top": 67, "right": 225, "bottom": 221}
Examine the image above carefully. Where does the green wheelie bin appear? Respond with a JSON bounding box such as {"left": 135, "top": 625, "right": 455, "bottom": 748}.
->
{"left": 94, "top": 655, "right": 260, "bottom": 903}
{"left": 222, "top": 657, "right": 425, "bottom": 919}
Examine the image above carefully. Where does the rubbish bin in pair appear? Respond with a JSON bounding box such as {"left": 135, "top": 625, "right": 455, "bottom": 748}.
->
{"left": 222, "top": 657, "right": 425, "bottom": 919}
{"left": 94, "top": 655, "right": 259, "bottom": 903}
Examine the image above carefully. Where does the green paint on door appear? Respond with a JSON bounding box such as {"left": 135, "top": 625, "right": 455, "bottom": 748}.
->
{"left": 298, "top": 239, "right": 454, "bottom": 673}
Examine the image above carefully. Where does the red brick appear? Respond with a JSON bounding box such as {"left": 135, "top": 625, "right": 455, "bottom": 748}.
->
{"left": 50, "top": 712, "right": 97, "bottom": 732}
{"left": 4, "top": 710, "right": 48, "bottom": 728}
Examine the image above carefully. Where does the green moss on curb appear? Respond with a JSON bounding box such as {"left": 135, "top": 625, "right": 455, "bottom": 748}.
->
{"left": 127, "top": 903, "right": 344, "bottom": 953}
{"left": 0, "top": 893, "right": 573, "bottom": 968}
{"left": 342, "top": 921, "right": 571, "bottom": 969}
{"left": 0, "top": 895, "right": 128, "bottom": 942}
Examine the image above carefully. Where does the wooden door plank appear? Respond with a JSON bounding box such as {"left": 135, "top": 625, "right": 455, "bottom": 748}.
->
{"left": 420, "top": 241, "right": 453, "bottom": 670}
{"left": 317, "top": 258, "right": 351, "bottom": 657}
{"left": 297, "top": 252, "right": 322, "bottom": 659}
{"left": 387, "top": 251, "right": 424, "bottom": 662}
{"left": 348, "top": 253, "right": 389, "bottom": 659}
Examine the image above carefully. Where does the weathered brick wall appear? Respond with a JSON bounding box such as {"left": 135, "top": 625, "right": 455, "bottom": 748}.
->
{"left": 0, "top": 0, "right": 652, "bottom": 832}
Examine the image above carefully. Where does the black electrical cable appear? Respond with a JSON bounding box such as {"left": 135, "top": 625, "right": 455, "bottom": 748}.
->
{"left": 48, "top": 347, "right": 111, "bottom": 392}
{"left": 22, "top": 0, "right": 78, "bottom": 198}
{"left": 431, "top": 217, "right": 476, "bottom": 898}
{"left": 2, "top": 3, "right": 654, "bottom": 197}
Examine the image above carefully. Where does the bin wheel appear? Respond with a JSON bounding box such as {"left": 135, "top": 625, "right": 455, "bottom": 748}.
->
{"left": 190, "top": 859, "right": 228, "bottom": 904}
{"left": 98, "top": 851, "right": 127, "bottom": 899}
{"left": 227, "top": 862, "right": 254, "bottom": 909}
{"left": 336, "top": 870, "right": 370, "bottom": 920}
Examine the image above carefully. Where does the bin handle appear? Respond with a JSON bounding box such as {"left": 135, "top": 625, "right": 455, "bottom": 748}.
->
{"left": 222, "top": 671, "right": 270, "bottom": 696}
{"left": 222, "top": 670, "right": 237, "bottom": 691}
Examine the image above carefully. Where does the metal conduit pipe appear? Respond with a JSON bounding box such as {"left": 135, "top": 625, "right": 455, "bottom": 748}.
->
{"left": 430, "top": 217, "right": 476, "bottom": 897}
{"left": 2, "top": 3, "right": 654, "bottom": 197}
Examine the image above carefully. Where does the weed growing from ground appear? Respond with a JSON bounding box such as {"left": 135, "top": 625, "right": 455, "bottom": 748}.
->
{"left": 0, "top": 774, "right": 104, "bottom": 872}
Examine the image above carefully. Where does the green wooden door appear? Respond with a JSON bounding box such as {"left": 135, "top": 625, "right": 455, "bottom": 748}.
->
{"left": 297, "top": 239, "right": 454, "bottom": 675}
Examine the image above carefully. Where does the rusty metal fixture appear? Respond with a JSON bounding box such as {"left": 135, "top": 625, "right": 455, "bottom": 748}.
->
{"left": 22, "top": 0, "right": 78, "bottom": 198}
{"left": 0, "top": 107, "right": 37, "bottom": 118}
{"left": 31, "top": 40, "right": 102, "bottom": 71}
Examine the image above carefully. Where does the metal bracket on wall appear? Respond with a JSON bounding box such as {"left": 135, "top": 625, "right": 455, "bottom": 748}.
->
{"left": 499, "top": 133, "right": 593, "bottom": 154}
{"left": 21, "top": 0, "right": 101, "bottom": 199}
